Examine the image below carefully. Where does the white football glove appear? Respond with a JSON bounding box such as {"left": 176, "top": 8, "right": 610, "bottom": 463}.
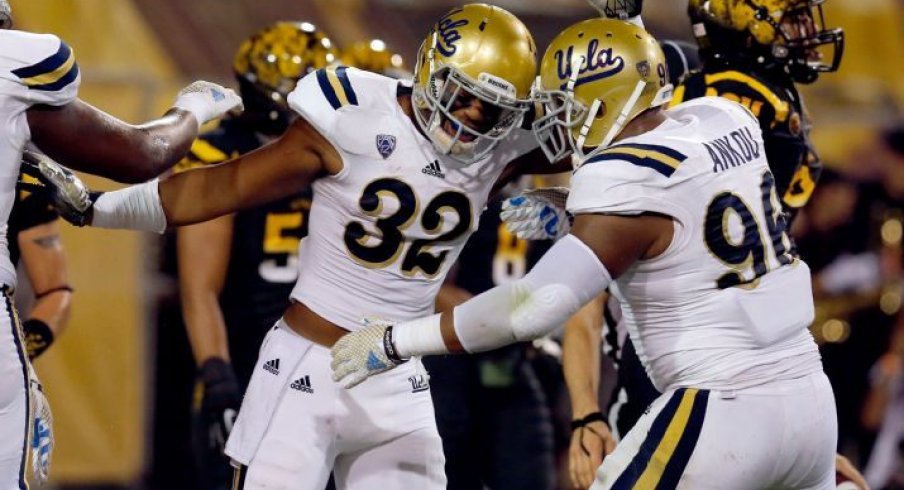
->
{"left": 330, "top": 317, "right": 405, "bottom": 389}
{"left": 172, "top": 80, "right": 243, "bottom": 128}
{"left": 500, "top": 187, "right": 572, "bottom": 240}
{"left": 30, "top": 375, "right": 54, "bottom": 485}
{"left": 21, "top": 150, "right": 94, "bottom": 226}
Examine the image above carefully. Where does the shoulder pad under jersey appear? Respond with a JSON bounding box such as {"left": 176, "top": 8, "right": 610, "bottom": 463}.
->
{"left": 0, "top": 30, "right": 80, "bottom": 106}
{"left": 672, "top": 69, "right": 791, "bottom": 132}
{"left": 568, "top": 141, "right": 692, "bottom": 223}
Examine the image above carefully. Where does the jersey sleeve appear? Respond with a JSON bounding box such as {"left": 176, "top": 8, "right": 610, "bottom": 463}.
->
{"left": 172, "top": 135, "right": 231, "bottom": 174}
{"left": 12, "top": 177, "right": 58, "bottom": 231}
{"left": 287, "top": 65, "right": 361, "bottom": 147}
{"left": 567, "top": 142, "right": 692, "bottom": 224}
{"left": 1, "top": 31, "right": 80, "bottom": 106}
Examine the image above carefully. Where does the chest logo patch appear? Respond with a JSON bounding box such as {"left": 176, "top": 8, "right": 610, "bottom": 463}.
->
{"left": 375, "top": 134, "right": 397, "bottom": 159}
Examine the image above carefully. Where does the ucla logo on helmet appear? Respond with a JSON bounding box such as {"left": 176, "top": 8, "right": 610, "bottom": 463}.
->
{"left": 435, "top": 9, "right": 469, "bottom": 57}
{"left": 554, "top": 39, "right": 625, "bottom": 90}
{"left": 375, "top": 134, "right": 397, "bottom": 159}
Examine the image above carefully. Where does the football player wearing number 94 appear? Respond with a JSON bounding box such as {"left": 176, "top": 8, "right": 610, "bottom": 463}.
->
{"left": 332, "top": 18, "right": 839, "bottom": 489}
{"left": 39, "top": 3, "right": 569, "bottom": 489}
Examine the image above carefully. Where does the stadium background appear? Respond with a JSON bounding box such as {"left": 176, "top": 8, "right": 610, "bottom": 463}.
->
{"left": 8, "top": 0, "right": 904, "bottom": 487}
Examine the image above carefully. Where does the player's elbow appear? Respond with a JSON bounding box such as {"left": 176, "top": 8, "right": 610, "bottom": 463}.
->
{"left": 111, "top": 133, "right": 185, "bottom": 183}
{"left": 511, "top": 283, "right": 583, "bottom": 341}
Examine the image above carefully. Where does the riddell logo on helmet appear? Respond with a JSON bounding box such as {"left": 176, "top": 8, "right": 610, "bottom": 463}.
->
{"left": 554, "top": 39, "right": 625, "bottom": 89}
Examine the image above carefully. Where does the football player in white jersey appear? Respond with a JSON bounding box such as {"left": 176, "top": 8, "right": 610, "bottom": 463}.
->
{"left": 331, "top": 18, "right": 839, "bottom": 489}
{"left": 32, "top": 4, "right": 573, "bottom": 488}
{"left": 0, "top": 1, "right": 241, "bottom": 486}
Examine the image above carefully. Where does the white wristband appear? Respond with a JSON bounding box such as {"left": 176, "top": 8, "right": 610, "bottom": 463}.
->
{"left": 92, "top": 180, "right": 167, "bottom": 233}
{"left": 391, "top": 313, "right": 447, "bottom": 358}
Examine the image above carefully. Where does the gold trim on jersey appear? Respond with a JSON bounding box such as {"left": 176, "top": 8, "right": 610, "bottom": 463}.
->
{"left": 669, "top": 84, "right": 686, "bottom": 107}
{"left": 704, "top": 71, "right": 789, "bottom": 123}
{"left": 20, "top": 53, "right": 75, "bottom": 88}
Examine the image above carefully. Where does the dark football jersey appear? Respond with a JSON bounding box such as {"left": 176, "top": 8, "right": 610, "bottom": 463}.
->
{"left": 674, "top": 68, "right": 819, "bottom": 213}
{"left": 454, "top": 196, "right": 549, "bottom": 295}
{"left": 162, "top": 117, "right": 312, "bottom": 384}
{"left": 8, "top": 177, "right": 58, "bottom": 265}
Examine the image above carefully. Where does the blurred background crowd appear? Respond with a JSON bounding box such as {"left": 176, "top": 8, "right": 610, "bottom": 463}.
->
{"left": 8, "top": 0, "right": 904, "bottom": 488}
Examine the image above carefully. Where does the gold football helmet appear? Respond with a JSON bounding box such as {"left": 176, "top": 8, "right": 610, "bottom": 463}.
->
{"left": 412, "top": 3, "right": 537, "bottom": 165}
{"left": 688, "top": 0, "right": 843, "bottom": 83}
{"left": 341, "top": 39, "right": 408, "bottom": 78}
{"left": 233, "top": 21, "right": 338, "bottom": 124}
{"left": 533, "top": 18, "right": 671, "bottom": 162}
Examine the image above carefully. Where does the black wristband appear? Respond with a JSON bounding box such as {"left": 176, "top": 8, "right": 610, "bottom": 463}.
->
{"left": 383, "top": 326, "right": 407, "bottom": 365}
{"left": 23, "top": 318, "right": 54, "bottom": 360}
{"left": 570, "top": 411, "right": 608, "bottom": 431}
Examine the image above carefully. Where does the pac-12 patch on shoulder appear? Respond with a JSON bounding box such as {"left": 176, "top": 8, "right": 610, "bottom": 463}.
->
{"left": 376, "top": 134, "right": 397, "bottom": 159}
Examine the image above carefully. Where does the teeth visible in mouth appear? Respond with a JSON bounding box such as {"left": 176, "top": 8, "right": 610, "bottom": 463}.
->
{"left": 443, "top": 119, "right": 477, "bottom": 142}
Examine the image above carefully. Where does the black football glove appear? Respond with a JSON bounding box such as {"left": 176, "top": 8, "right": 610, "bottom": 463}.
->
{"left": 21, "top": 150, "right": 95, "bottom": 227}
{"left": 195, "top": 358, "right": 242, "bottom": 453}
{"left": 23, "top": 319, "right": 54, "bottom": 360}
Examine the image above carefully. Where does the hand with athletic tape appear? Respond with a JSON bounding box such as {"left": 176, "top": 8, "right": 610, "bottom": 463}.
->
{"left": 500, "top": 187, "right": 572, "bottom": 240}
{"left": 172, "top": 80, "right": 243, "bottom": 128}
{"left": 331, "top": 317, "right": 406, "bottom": 389}
{"left": 21, "top": 150, "right": 94, "bottom": 227}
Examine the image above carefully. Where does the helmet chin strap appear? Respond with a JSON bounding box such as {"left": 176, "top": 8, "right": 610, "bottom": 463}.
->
{"left": 583, "top": 80, "right": 646, "bottom": 160}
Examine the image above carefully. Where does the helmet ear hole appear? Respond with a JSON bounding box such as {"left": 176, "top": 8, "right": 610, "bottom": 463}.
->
{"left": 593, "top": 102, "right": 607, "bottom": 121}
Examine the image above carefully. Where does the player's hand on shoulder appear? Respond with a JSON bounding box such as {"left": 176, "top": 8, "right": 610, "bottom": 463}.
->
{"left": 330, "top": 317, "right": 406, "bottom": 389}
{"left": 21, "top": 150, "right": 95, "bottom": 227}
{"left": 172, "top": 80, "right": 243, "bottom": 128}
{"left": 569, "top": 412, "right": 616, "bottom": 489}
{"left": 196, "top": 357, "right": 242, "bottom": 453}
{"left": 500, "top": 187, "right": 572, "bottom": 240}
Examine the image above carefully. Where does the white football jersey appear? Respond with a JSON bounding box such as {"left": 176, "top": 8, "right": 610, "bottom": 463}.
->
{"left": 0, "top": 30, "right": 80, "bottom": 287}
{"left": 568, "top": 96, "right": 822, "bottom": 392}
{"left": 287, "top": 67, "right": 537, "bottom": 330}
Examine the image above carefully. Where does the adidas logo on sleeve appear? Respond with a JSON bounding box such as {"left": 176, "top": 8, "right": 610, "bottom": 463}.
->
{"left": 263, "top": 358, "right": 280, "bottom": 375}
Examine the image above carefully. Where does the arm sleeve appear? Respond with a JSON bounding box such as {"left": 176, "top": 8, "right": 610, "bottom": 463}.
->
{"left": 452, "top": 234, "right": 611, "bottom": 353}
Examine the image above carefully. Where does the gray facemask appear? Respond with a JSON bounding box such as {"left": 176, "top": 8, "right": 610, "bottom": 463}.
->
{"left": 0, "top": 0, "right": 12, "bottom": 29}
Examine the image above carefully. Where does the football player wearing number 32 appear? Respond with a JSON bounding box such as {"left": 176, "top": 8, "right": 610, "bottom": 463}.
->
{"left": 37, "top": 4, "right": 570, "bottom": 489}
{"left": 331, "top": 18, "right": 839, "bottom": 489}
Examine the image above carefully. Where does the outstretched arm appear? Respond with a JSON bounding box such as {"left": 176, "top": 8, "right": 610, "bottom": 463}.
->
{"left": 27, "top": 81, "right": 241, "bottom": 183}
{"left": 33, "top": 115, "right": 340, "bottom": 231}
{"left": 331, "top": 212, "right": 673, "bottom": 387}
{"left": 157, "top": 116, "right": 337, "bottom": 226}
{"left": 18, "top": 220, "right": 72, "bottom": 359}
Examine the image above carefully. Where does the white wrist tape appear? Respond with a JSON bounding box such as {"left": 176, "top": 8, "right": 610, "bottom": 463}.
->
{"left": 91, "top": 179, "right": 167, "bottom": 233}
{"left": 453, "top": 234, "right": 611, "bottom": 353}
{"left": 391, "top": 313, "right": 447, "bottom": 358}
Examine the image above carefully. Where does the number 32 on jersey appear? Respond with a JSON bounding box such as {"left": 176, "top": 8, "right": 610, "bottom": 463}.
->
{"left": 343, "top": 178, "right": 473, "bottom": 278}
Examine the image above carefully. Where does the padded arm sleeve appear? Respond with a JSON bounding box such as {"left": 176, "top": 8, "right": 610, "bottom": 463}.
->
{"left": 453, "top": 234, "right": 611, "bottom": 353}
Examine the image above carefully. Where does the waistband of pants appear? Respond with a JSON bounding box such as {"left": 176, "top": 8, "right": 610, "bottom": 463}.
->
{"left": 282, "top": 301, "right": 350, "bottom": 348}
